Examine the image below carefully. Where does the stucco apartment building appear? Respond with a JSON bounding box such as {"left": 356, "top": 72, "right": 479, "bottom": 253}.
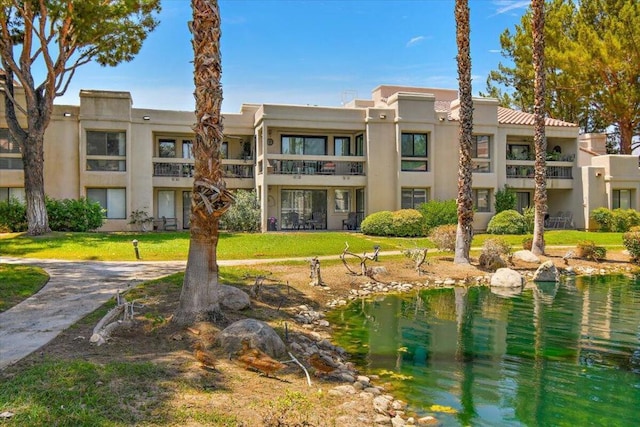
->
{"left": 0, "top": 84, "right": 636, "bottom": 232}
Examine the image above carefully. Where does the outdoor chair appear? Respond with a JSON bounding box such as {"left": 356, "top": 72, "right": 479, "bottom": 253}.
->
{"left": 162, "top": 216, "right": 178, "bottom": 231}
{"left": 342, "top": 212, "right": 358, "bottom": 230}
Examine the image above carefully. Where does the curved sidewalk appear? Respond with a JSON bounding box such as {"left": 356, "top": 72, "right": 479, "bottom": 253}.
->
{"left": 0, "top": 257, "right": 186, "bottom": 370}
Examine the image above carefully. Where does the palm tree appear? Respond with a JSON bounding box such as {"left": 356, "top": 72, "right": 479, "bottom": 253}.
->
{"left": 174, "top": 0, "right": 233, "bottom": 325}
{"left": 454, "top": 0, "right": 474, "bottom": 264}
{"left": 531, "top": 0, "right": 547, "bottom": 255}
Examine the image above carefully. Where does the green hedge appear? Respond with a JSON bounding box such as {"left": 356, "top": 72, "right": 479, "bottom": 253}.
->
{"left": 418, "top": 199, "right": 457, "bottom": 233}
{"left": 486, "top": 209, "right": 527, "bottom": 235}
{"left": 0, "top": 198, "right": 27, "bottom": 232}
{"left": 591, "top": 207, "right": 640, "bottom": 232}
{"left": 0, "top": 197, "right": 104, "bottom": 232}
{"left": 361, "top": 209, "right": 425, "bottom": 237}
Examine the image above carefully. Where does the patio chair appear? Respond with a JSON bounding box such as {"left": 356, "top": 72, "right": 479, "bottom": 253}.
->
{"left": 342, "top": 212, "right": 358, "bottom": 230}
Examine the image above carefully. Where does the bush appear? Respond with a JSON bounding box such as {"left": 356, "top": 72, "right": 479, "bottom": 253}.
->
{"left": 486, "top": 210, "right": 527, "bottom": 235}
{"left": 360, "top": 211, "right": 394, "bottom": 236}
{"left": 479, "top": 237, "right": 511, "bottom": 271}
{"left": 429, "top": 224, "right": 457, "bottom": 252}
{"left": 590, "top": 207, "right": 613, "bottom": 231}
{"left": 576, "top": 240, "right": 607, "bottom": 262}
{"left": 391, "top": 209, "right": 425, "bottom": 237}
{"left": 220, "top": 190, "right": 261, "bottom": 232}
{"left": 0, "top": 198, "right": 27, "bottom": 232}
{"left": 611, "top": 209, "right": 640, "bottom": 232}
{"left": 46, "top": 197, "right": 105, "bottom": 232}
{"left": 522, "top": 237, "right": 533, "bottom": 250}
{"left": 623, "top": 229, "right": 640, "bottom": 263}
{"left": 523, "top": 207, "right": 535, "bottom": 233}
{"left": 418, "top": 199, "right": 457, "bottom": 233}
{"left": 494, "top": 185, "right": 516, "bottom": 214}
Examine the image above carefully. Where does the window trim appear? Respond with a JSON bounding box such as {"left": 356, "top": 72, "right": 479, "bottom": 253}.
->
{"left": 401, "top": 132, "right": 429, "bottom": 172}
{"left": 334, "top": 136, "right": 351, "bottom": 156}
{"left": 281, "top": 135, "right": 327, "bottom": 156}
{"left": 472, "top": 188, "right": 491, "bottom": 213}
{"left": 86, "top": 130, "right": 126, "bottom": 172}
{"left": 401, "top": 188, "right": 429, "bottom": 209}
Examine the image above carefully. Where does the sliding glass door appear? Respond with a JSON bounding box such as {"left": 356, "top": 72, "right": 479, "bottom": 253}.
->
{"left": 280, "top": 189, "right": 326, "bottom": 230}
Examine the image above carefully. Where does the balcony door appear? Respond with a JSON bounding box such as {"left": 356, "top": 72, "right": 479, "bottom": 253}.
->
{"left": 158, "top": 190, "right": 175, "bottom": 219}
{"left": 280, "top": 189, "right": 326, "bottom": 230}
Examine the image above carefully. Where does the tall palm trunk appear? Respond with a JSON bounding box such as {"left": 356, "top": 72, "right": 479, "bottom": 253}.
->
{"left": 531, "top": 0, "right": 547, "bottom": 256}
{"left": 174, "top": 0, "right": 233, "bottom": 325}
{"left": 454, "top": 0, "right": 474, "bottom": 264}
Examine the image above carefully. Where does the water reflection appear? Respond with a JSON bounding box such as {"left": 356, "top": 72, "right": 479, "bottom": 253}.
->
{"left": 329, "top": 275, "right": 640, "bottom": 426}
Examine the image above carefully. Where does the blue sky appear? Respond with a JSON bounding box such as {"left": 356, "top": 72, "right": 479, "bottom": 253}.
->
{"left": 55, "top": 0, "right": 531, "bottom": 113}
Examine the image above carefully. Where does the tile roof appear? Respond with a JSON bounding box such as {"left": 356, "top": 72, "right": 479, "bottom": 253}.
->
{"left": 497, "top": 107, "right": 577, "bottom": 127}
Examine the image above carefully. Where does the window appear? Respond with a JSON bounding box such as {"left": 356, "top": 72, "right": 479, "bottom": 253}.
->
{"left": 282, "top": 135, "right": 326, "bottom": 155}
{"left": 613, "top": 189, "right": 632, "bottom": 209}
{"left": 0, "top": 158, "right": 23, "bottom": 169}
{"left": 507, "top": 144, "right": 531, "bottom": 160}
{"left": 157, "top": 190, "right": 175, "bottom": 218}
{"left": 355, "top": 134, "right": 364, "bottom": 156}
{"left": 472, "top": 135, "right": 491, "bottom": 173}
{"left": 401, "top": 188, "right": 428, "bottom": 209}
{"left": 0, "top": 129, "right": 19, "bottom": 153}
{"left": 401, "top": 133, "right": 428, "bottom": 171}
{"left": 0, "top": 187, "right": 25, "bottom": 203}
{"left": 158, "top": 139, "right": 176, "bottom": 158}
{"left": 221, "top": 142, "right": 228, "bottom": 159}
{"left": 334, "top": 189, "right": 350, "bottom": 213}
{"left": 87, "top": 188, "right": 126, "bottom": 219}
{"left": 473, "top": 189, "right": 491, "bottom": 213}
{"left": 183, "top": 140, "right": 194, "bottom": 159}
{"left": 86, "top": 131, "right": 126, "bottom": 171}
{"left": 334, "top": 137, "right": 351, "bottom": 156}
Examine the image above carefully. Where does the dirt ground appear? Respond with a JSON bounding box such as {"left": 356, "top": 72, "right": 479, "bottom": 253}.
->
{"left": 3, "top": 248, "right": 638, "bottom": 426}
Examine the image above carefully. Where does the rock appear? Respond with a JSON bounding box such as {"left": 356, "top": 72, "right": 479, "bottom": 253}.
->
{"left": 533, "top": 261, "right": 559, "bottom": 282}
{"left": 417, "top": 415, "right": 440, "bottom": 425}
{"left": 217, "top": 318, "right": 286, "bottom": 358}
{"left": 218, "top": 285, "right": 250, "bottom": 311}
{"left": 374, "top": 414, "right": 392, "bottom": 425}
{"left": 392, "top": 415, "right": 407, "bottom": 426}
{"left": 479, "top": 252, "right": 507, "bottom": 271}
{"left": 512, "top": 250, "right": 541, "bottom": 264}
{"left": 490, "top": 268, "right": 524, "bottom": 288}
{"left": 332, "top": 384, "right": 357, "bottom": 395}
{"left": 373, "top": 395, "right": 392, "bottom": 414}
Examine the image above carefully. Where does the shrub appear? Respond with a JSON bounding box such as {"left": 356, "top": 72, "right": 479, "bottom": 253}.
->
{"left": 220, "top": 190, "right": 261, "bottom": 232}
{"left": 482, "top": 237, "right": 512, "bottom": 257}
{"left": 576, "top": 240, "right": 607, "bottom": 262}
{"left": 418, "top": 199, "right": 457, "bottom": 233}
{"left": 360, "top": 211, "right": 394, "bottom": 236}
{"left": 391, "top": 209, "right": 425, "bottom": 237}
{"left": 486, "top": 210, "right": 527, "bottom": 235}
{"left": 429, "top": 224, "right": 457, "bottom": 252}
{"left": 611, "top": 208, "right": 640, "bottom": 232}
{"left": 479, "top": 238, "right": 511, "bottom": 271}
{"left": 623, "top": 229, "right": 640, "bottom": 263}
{"left": 0, "top": 197, "right": 27, "bottom": 232}
{"left": 523, "top": 207, "right": 535, "bottom": 233}
{"left": 46, "top": 197, "right": 104, "bottom": 232}
{"left": 590, "top": 207, "right": 613, "bottom": 231}
{"left": 522, "top": 237, "right": 533, "bottom": 250}
{"left": 494, "top": 185, "right": 516, "bottom": 214}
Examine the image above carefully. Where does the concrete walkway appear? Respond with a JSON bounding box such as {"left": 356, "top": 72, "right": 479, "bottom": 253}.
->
{"left": 0, "top": 257, "right": 186, "bottom": 370}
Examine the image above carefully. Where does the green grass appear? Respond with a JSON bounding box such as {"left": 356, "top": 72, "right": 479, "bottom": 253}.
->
{"left": 0, "top": 231, "right": 433, "bottom": 261}
{"left": 0, "top": 264, "right": 49, "bottom": 312}
{"left": 0, "top": 230, "right": 625, "bottom": 262}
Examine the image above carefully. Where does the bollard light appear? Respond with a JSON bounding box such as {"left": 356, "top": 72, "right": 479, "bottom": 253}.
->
{"left": 132, "top": 239, "right": 140, "bottom": 260}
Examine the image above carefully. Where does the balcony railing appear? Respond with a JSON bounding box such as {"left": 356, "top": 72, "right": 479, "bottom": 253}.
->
{"left": 268, "top": 159, "right": 364, "bottom": 176}
{"left": 506, "top": 164, "right": 573, "bottom": 179}
{"left": 153, "top": 161, "right": 253, "bottom": 179}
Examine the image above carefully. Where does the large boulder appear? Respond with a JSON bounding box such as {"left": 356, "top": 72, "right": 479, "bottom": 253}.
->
{"left": 533, "top": 261, "right": 559, "bottom": 282}
{"left": 218, "top": 285, "right": 250, "bottom": 311}
{"left": 512, "top": 250, "right": 541, "bottom": 264}
{"left": 490, "top": 268, "right": 524, "bottom": 288}
{"left": 479, "top": 252, "right": 507, "bottom": 271}
{"left": 217, "top": 318, "right": 287, "bottom": 358}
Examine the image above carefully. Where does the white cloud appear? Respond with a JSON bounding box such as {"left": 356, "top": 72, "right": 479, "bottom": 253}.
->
{"left": 493, "top": 0, "right": 529, "bottom": 15}
{"left": 406, "top": 36, "right": 426, "bottom": 47}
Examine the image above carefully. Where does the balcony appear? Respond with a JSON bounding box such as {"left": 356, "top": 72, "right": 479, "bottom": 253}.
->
{"left": 153, "top": 159, "right": 254, "bottom": 179}
{"left": 266, "top": 157, "right": 365, "bottom": 176}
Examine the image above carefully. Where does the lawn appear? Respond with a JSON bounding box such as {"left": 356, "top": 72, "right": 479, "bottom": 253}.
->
{"left": 0, "top": 264, "right": 49, "bottom": 312}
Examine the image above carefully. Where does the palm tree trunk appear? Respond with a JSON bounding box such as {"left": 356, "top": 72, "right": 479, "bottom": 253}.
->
{"left": 454, "top": 0, "right": 474, "bottom": 264}
{"left": 531, "top": 0, "right": 547, "bottom": 256}
{"left": 174, "top": 0, "right": 233, "bottom": 325}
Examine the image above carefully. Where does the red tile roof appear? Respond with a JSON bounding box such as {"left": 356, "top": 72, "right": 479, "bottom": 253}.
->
{"left": 497, "top": 107, "right": 577, "bottom": 127}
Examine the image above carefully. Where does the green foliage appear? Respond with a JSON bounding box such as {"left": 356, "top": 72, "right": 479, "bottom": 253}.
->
{"left": 611, "top": 209, "right": 640, "bottom": 232}
{"left": 360, "top": 211, "right": 394, "bottom": 236}
{"left": 622, "top": 229, "right": 640, "bottom": 263}
{"left": 0, "top": 197, "right": 27, "bottom": 232}
{"left": 220, "top": 190, "right": 261, "bottom": 232}
{"left": 523, "top": 206, "right": 535, "bottom": 233}
{"left": 494, "top": 185, "right": 516, "bottom": 213}
{"left": 590, "top": 207, "right": 613, "bottom": 231}
{"left": 46, "top": 197, "right": 105, "bottom": 232}
{"left": 484, "top": 0, "right": 640, "bottom": 152}
{"left": 576, "top": 240, "right": 607, "bottom": 262}
{"left": 522, "top": 236, "right": 533, "bottom": 250}
{"left": 361, "top": 209, "right": 426, "bottom": 237}
{"left": 418, "top": 199, "right": 458, "bottom": 232}
{"left": 487, "top": 210, "right": 527, "bottom": 235}
{"left": 128, "top": 209, "right": 154, "bottom": 231}
{"left": 391, "top": 209, "right": 425, "bottom": 237}
{"left": 429, "top": 224, "right": 457, "bottom": 252}
{"left": 260, "top": 390, "right": 313, "bottom": 427}
{"left": 482, "top": 237, "right": 512, "bottom": 257}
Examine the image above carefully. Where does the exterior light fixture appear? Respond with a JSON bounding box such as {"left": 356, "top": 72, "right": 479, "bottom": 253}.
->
{"left": 63, "top": 112, "right": 71, "bottom": 117}
{"left": 142, "top": 115, "right": 151, "bottom": 121}
{"left": 379, "top": 114, "right": 387, "bottom": 119}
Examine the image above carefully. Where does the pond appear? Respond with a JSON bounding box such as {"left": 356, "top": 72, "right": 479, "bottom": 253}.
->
{"left": 328, "top": 275, "right": 640, "bottom": 426}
